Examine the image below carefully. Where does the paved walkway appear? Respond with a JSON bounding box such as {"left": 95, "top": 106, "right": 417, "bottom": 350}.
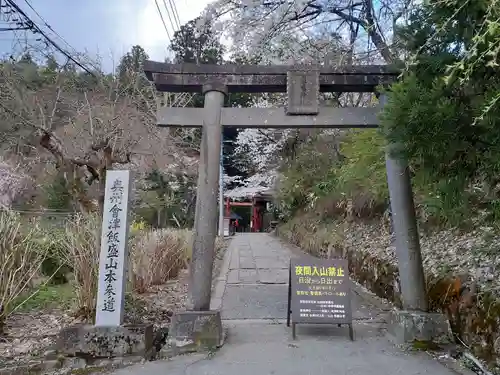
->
{"left": 113, "top": 234, "right": 462, "bottom": 375}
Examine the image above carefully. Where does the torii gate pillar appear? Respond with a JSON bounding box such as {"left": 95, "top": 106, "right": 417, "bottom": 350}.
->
{"left": 380, "top": 94, "right": 428, "bottom": 312}
{"left": 190, "top": 84, "right": 226, "bottom": 311}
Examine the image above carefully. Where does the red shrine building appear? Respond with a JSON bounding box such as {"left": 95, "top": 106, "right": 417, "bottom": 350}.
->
{"left": 224, "top": 190, "right": 273, "bottom": 232}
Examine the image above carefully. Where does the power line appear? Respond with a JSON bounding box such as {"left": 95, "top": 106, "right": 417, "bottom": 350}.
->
{"left": 167, "top": 0, "right": 182, "bottom": 30}
{"left": 162, "top": 0, "right": 179, "bottom": 32}
{"left": 0, "top": 1, "right": 48, "bottom": 55}
{"left": 3, "top": 0, "right": 95, "bottom": 75}
{"left": 164, "top": 0, "right": 193, "bottom": 64}
{"left": 155, "top": 0, "right": 172, "bottom": 41}
{"left": 21, "top": 0, "right": 99, "bottom": 71}
{"left": 7, "top": 0, "right": 95, "bottom": 74}
{"left": 22, "top": 0, "right": 70, "bottom": 46}
{"left": 0, "top": 26, "right": 27, "bottom": 31}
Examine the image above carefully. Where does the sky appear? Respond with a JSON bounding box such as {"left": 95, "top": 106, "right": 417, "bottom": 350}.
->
{"left": 0, "top": 0, "right": 214, "bottom": 72}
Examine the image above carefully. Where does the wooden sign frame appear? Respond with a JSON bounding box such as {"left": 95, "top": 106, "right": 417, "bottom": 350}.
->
{"left": 286, "top": 257, "right": 354, "bottom": 341}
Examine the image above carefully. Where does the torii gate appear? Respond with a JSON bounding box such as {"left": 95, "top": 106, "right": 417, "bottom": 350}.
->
{"left": 143, "top": 62, "right": 427, "bottom": 318}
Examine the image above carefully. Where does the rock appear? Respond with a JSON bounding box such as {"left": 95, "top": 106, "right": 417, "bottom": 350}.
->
{"left": 168, "top": 310, "right": 224, "bottom": 355}
{"left": 449, "top": 347, "right": 464, "bottom": 359}
{"left": 56, "top": 323, "right": 154, "bottom": 359}
{"left": 64, "top": 357, "right": 87, "bottom": 369}
{"left": 43, "top": 349, "right": 58, "bottom": 360}
{"left": 43, "top": 359, "right": 64, "bottom": 371}
{"left": 90, "top": 355, "right": 144, "bottom": 368}
{"left": 0, "top": 359, "right": 63, "bottom": 375}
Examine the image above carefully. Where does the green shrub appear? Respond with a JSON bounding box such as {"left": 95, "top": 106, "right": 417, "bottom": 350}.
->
{"left": 44, "top": 174, "right": 72, "bottom": 210}
{"left": 33, "top": 228, "right": 72, "bottom": 285}
{"left": 12, "top": 283, "right": 75, "bottom": 312}
{"left": 336, "top": 129, "right": 387, "bottom": 206}
{"left": 278, "top": 130, "right": 389, "bottom": 220}
{"left": 277, "top": 124, "right": 500, "bottom": 228}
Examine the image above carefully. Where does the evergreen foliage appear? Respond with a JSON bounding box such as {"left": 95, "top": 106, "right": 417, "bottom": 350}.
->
{"left": 276, "top": 0, "right": 500, "bottom": 228}
{"left": 381, "top": 0, "right": 500, "bottom": 225}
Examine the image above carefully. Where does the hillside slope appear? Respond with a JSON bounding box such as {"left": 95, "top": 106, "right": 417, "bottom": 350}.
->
{"left": 275, "top": 130, "right": 500, "bottom": 370}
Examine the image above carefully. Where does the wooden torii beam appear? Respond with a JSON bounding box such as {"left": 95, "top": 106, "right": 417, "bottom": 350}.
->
{"left": 143, "top": 61, "right": 428, "bottom": 317}
{"left": 145, "top": 62, "right": 398, "bottom": 130}
{"left": 144, "top": 62, "right": 398, "bottom": 131}
{"left": 143, "top": 61, "right": 398, "bottom": 93}
{"left": 156, "top": 107, "right": 379, "bottom": 128}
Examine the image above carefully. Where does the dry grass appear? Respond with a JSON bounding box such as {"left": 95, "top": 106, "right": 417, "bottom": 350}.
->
{"left": 0, "top": 211, "right": 49, "bottom": 335}
{"left": 129, "top": 228, "right": 224, "bottom": 294}
{"left": 278, "top": 215, "right": 345, "bottom": 259}
{"left": 59, "top": 213, "right": 100, "bottom": 320}
{"left": 2, "top": 206, "right": 225, "bottom": 311}
{"left": 129, "top": 228, "right": 191, "bottom": 293}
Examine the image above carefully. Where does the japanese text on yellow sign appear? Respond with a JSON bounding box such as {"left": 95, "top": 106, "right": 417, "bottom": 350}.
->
{"left": 295, "top": 265, "right": 344, "bottom": 277}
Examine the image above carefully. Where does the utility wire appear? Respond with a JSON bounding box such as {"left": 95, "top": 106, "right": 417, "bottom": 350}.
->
{"left": 3, "top": 0, "right": 95, "bottom": 75}
{"left": 164, "top": 0, "right": 192, "bottom": 62}
{"left": 22, "top": 0, "right": 72, "bottom": 48}
{"left": 155, "top": 0, "right": 172, "bottom": 41}
{"left": 0, "top": 0, "right": 29, "bottom": 33}
{"left": 21, "top": 0, "right": 99, "bottom": 71}
{"left": 162, "top": 0, "right": 179, "bottom": 32}
{"left": 0, "top": 26, "right": 28, "bottom": 30}
{"left": 167, "top": 0, "right": 182, "bottom": 30}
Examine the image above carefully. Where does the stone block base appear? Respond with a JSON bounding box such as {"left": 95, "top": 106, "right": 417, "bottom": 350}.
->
{"left": 387, "top": 310, "right": 453, "bottom": 346}
{"left": 56, "top": 324, "right": 154, "bottom": 359}
{"left": 167, "top": 310, "right": 224, "bottom": 355}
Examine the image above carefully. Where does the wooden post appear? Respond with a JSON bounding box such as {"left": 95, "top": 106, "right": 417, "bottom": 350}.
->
{"left": 189, "top": 84, "right": 226, "bottom": 311}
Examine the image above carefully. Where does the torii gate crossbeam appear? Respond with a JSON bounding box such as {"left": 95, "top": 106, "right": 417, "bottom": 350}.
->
{"left": 143, "top": 61, "right": 427, "bottom": 318}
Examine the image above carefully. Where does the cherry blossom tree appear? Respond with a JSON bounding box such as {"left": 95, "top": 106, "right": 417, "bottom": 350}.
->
{"left": 199, "top": 1, "right": 416, "bottom": 200}
{"left": 0, "top": 160, "right": 32, "bottom": 209}
{"left": 201, "top": 0, "right": 416, "bottom": 63}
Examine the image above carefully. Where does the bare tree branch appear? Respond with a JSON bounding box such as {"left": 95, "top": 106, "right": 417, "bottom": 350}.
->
{"left": 0, "top": 58, "right": 201, "bottom": 213}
